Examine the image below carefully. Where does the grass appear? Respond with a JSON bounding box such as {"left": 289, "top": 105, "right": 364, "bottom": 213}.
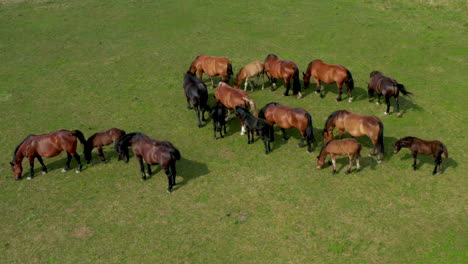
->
{"left": 0, "top": 0, "right": 466, "bottom": 263}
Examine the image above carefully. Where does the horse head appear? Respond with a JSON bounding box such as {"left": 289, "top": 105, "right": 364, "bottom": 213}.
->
{"left": 9, "top": 161, "right": 22, "bottom": 180}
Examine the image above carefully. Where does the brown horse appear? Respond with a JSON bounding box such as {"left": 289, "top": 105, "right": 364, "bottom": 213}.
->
{"left": 303, "top": 60, "right": 354, "bottom": 102}
{"left": 10, "top": 129, "right": 86, "bottom": 180}
{"left": 259, "top": 102, "right": 315, "bottom": 152}
{"left": 214, "top": 82, "right": 258, "bottom": 135}
{"left": 394, "top": 136, "right": 448, "bottom": 174}
{"left": 115, "top": 132, "right": 180, "bottom": 192}
{"left": 316, "top": 138, "right": 362, "bottom": 174}
{"left": 264, "top": 54, "right": 302, "bottom": 98}
{"left": 188, "top": 54, "right": 233, "bottom": 88}
{"left": 234, "top": 61, "right": 265, "bottom": 92}
{"left": 368, "top": 71, "right": 412, "bottom": 117}
{"left": 84, "top": 128, "right": 126, "bottom": 163}
{"left": 323, "top": 110, "right": 384, "bottom": 163}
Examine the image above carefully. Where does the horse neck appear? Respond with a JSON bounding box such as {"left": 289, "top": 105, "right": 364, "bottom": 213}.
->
{"left": 318, "top": 147, "right": 329, "bottom": 162}
{"left": 13, "top": 144, "right": 26, "bottom": 164}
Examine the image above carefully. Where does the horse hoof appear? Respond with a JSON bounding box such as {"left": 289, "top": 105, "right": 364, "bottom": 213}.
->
{"left": 320, "top": 95, "right": 324, "bottom": 99}
{"left": 348, "top": 97, "right": 353, "bottom": 103}
{"left": 376, "top": 102, "right": 380, "bottom": 105}
{"left": 283, "top": 93, "right": 289, "bottom": 96}
{"left": 397, "top": 113, "right": 402, "bottom": 117}
{"left": 42, "top": 171, "right": 47, "bottom": 175}
{"left": 315, "top": 90, "right": 320, "bottom": 94}
{"left": 336, "top": 98, "right": 342, "bottom": 102}
{"left": 27, "top": 177, "right": 32, "bottom": 180}
{"left": 296, "top": 92, "right": 303, "bottom": 99}
{"left": 167, "top": 189, "right": 173, "bottom": 193}
{"left": 61, "top": 169, "right": 67, "bottom": 173}
{"left": 345, "top": 171, "right": 349, "bottom": 175}
{"left": 384, "top": 112, "right": 389, "bottom": 115}
{"left": 141, "top": 178, "right": 147, "bottom": 181}
{"left": 377, "top": 160, "right": 382, "bottom": 164}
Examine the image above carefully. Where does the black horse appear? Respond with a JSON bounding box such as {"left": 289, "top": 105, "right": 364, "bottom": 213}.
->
{"left": 368, "top": 71, "right": 412, "bottom": 117}
{"left": 183, "top": 71, "right": 209, "bottom": 127}
{"left": 210, "top": 102, "right": 227, "bottom": 139}
{"left": 235, "top": 106, "right": 273, "bottom": 154}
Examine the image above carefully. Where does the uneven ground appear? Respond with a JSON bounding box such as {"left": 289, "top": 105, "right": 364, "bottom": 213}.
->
{"left": 0, "top": 0, "right": 466, "bottom": 263}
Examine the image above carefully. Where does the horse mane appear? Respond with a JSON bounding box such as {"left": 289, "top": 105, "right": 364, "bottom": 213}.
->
{"left": 12, "top": 135, "right": 32, "bottom": 162}
{"left": 318, "top": 140, "right": 332, "bottom": 158}
{"left": 396, "top": 136, "right": 419, "bottom": 147}
{"left": 258, "top": 102, "right": 280, "bottom": 119}
{"left": 188, "top": 55, "right": 201, "bottom": 72}
{"left": 265, "top": 54, "right": 278, "bottom": 60}
{"left": 324, "top": 110, "right": 348, "bottom": 130}
{"left": 86, "top": 132, "right": 98, "bottom": 145}
{"left": 308, "top": 59, "right": 322, "bottom": 68}
{"left": 235, "top": 66, "right": 245, "bottom": 82}
{"left": 370, "top": 71, "right": 382, "bottom": 77}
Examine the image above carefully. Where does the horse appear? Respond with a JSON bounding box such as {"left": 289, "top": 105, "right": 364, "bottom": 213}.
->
{"left": 234, "top": 61, "right": 265, "bottom": 92}
{"left": 114, "top": 132, "right": 180, "bottom": 192}
{"left": 183, "top": 71, "right": 210, "bottom": 128}
{"left": 9, "top": 129, "right": 86, "bottom": 180}
{"left": 394, "top": 136, "right": 448, "bottom": 174}
{"left": 316, "top": 138, "right": 362, "bottom": 174}
{"left": 323, "top": 110, "right": 384, "bottom": 163}
{"left": 188, "top": 54, "right": 233, "bottom": 88}
{"left": 214, "top": 82, "right": 258, "bottom": 135}
{"left": 368, "top": 71, "right": 412, "bottom": 117}
{"left": 303, "top": 59, "right": 354, "bottom": 102}
{"left": 264, "top": 54, "right": 302, "bottom": 98}
{"left": 84, "top": 128, "right": 126, "bottom": 163}
{"left": 235, "top": 106, "right": 273, "bottom": 154}
{"left": 210, "top": 102, "right": 227, "bottom": 139}
{"left": 258, "top": 102, "right": 315, "bottom": 152}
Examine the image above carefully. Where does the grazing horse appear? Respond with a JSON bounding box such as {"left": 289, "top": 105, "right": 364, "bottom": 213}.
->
{"left": 214, "top": 82, "right": 258, "bottom": 135}
{"left": 183, "top": 71, "right": 209, "bottom": 128}
{"left": 303, "top": 60, "right": 354, "bottom": 102}
{"left": 323, "top": 110, "right": 384, "bottom": 163}
{"left": 84, "top": 128, "right": 126, "bottom": 163}
{"left": 210, "top": 102, "right": 227, "bottom": 139}
{"left": 115, "top": 132, "right": 180, "bottom": 192}
{"left": 235, "top": 106, "right": 273, "bottom": 154}
{"left": 234, "top": 61, "right": 265, "bottom": 92}
{"left": 264, "top": 54, "right": 302, "bottom": 98}
{"left": 394, "top": 136, "right": 448, "bottom": 174}
{"left": 368, "top": 71, "right": 412, "bottom": 117}
{"left": 316, "top": 138, "right": 362, "bottom": 174}
{"left": 259, "top": 102, "right": 315, "bottom": 152}
{"left": 188, "top": 54, "right": 233, "bottom": 88}
{"left": 10, "top": 129, "right": 86, "bottom": 180}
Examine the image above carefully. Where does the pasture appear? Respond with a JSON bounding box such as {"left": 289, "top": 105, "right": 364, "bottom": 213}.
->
{"left": 0, "top": 0, "right": 466, "bottom": 263}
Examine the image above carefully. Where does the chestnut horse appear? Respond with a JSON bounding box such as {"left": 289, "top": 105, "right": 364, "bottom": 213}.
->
{"left": 84, "top": 128, "right": 126, "bottom": 163}
{"left": 259, "top": 102, "right": 315, "bottom": 152}
{"left": 394, "top": 136, "right": 448, "bottom": 174}
{"left": 323, "top": 110, "right": 384, "bottom": 163}
{"left": 214, "top": 82, "right": 258, "bottom": 135}
{"left": 368, "top": 71, "right": 412, "bottom": 117}
{"left": 115, "top": 132, "right": 180, "bottom": 192}
{"left": 303, "top": 60, "right": 354, "bottom": 102}
{"left": 317, "top": 138, "right": 362, "bottom": 174}
{"left": 10, "top": 129, "right": 86, "bottom": 180}
{"left": 183, "top": 71, "right": 209, "bottom": 128}
{"left": 264, "top": 54, "right": 302, "bottom": 98}
{"left": 189, "top": 54, "right": 233, "bottom": 88}
{"left": 234, "top": 61, "right": 265, "bottom": 92}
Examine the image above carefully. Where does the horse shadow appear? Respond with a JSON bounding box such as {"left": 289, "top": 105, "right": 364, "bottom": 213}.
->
{"left": 398, "top": 152, "right": 457, "bottom": 173}
{"left": 173, "top": 157, "right": 209, "bottom": 189}
{"left": 269, "top": 126, "right": 323, "bottom": 153}
{"left": 22, "top": 153, "right": 90, "bottom": 179}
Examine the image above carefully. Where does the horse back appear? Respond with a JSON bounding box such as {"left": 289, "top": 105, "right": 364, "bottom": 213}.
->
{"left": 326, "top": 138, "right": 361, "bottom": 155}
{"left": 215, "top": 83, "right": 249, "bottom": 109}
{"left": 311, "top": 60, "right": 347, "bottom": 83}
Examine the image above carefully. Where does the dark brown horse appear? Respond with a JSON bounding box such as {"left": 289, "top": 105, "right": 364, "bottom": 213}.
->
{"left": 368, "top": 71, "right": 412, "bottom": 117}
{"left": 394, "top": 136, "right": 448, "bottom": 174}
{"left": 189, "top": 54, "right": 233, "bottom": 88}
{"left": 234, "top": 60, "right": 265, "bottom": 92}
{"left": 84, "top": 128, "right": 126, "bottom": 163}
{"left": 264, "top": 54, "right": 302, "bottom": 98}
{"left": 10, "top": 129, "right": 86, "bottom": 180}
{"left": 115, "top": 132, "right": 180, "bottom": 192}
{"left": 183, "top": 71, "right": 209, "bottom": 128}
{"left": 214, "top": 82, "right": 258, "bottom": 135}
{"left": 259, "top": 102, "right": 315, "bottom": 152}
{"left": 317, "top": 138, "right": 362, "bottom": 174}
{"left": 303, "top": 59, "right": 354, "bottom": 102}
{"left": 323, "top": 110, "right": 384, "bottom": 162}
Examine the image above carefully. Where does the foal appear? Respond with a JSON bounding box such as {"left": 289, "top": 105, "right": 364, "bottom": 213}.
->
{"left": 235, "top": 106, "right": 273, "bottom": 154}
{"left": 84, "top": 128, "right": 126, "bottom": 163}
{"left": 234, "top": 61, "right": 265, "bottom": 92}
{"left": 394, "top": 136, "right": 448, "bottom": 174}
{"left": 210, "top": 102, "right": 227, "bottom": 139}
{"left": 316, "top": 138, "right": 362, "bottom": 174}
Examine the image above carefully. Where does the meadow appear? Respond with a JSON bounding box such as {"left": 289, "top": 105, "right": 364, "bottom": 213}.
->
{"left": 0, "top": 0, "right": 466, "bottom": 263}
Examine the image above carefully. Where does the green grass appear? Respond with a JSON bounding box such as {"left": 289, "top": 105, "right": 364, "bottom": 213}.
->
{"left": 0, "top": 0, "right": 466, "bottom": 263}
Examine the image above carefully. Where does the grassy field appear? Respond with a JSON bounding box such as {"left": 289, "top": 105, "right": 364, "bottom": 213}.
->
{"left": 0, "top": 0, "right": 466, "bottom": 263}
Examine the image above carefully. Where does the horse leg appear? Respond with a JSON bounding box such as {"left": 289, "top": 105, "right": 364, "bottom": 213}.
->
{"left": 281, "top": 128, "right": 289, "bottom": 140}
{"left": 138, "top": 156, "right": 146, "bottom": 181}
{"left": 345, "top": 154, "right": 353, "bottom": 174}
{"left": 62, "top": 153, "right": 72, "bottom": 172}
{"left": 331, "top": 154, "right": 337, "bottom": 174}
{"left": 244, "top": 77, "right": 248, "bottom": 91}
{"left": 240, "top": 121, "right": 246, "bottom": 136}
{"left": 72, "top": 153, "right": 82, "bottom": 173}
{"left": 146, "top": 163, "right": 152, "bottom": 177}
{"left": 336, "top": 83, "right": 343, "bottom": 102}
{"left": 97, "top": 146, "right": 106, "bottom": 162}
{"left": 247, "top": 128, "right": 251, "bottom": 144}
{"left": 433, "top": 154, "right": 442, "bottom": 175}
{"left": 338, "top": 129, "right": 344, "bottom": 140}
{"left": 195, "top": 105, "right": 202, "bottom": 128}
{"left": 261, "top": 72, "right": 265, "bottom": 90}
{"left": 356, "top": 156, "right": 361, "bottom": 172}
{"left": 210, "top": 76, "right": 214, "bottom": 89}
{"left": 165, "top": 168, "right": 174, "bottom": 193}
{"left": 396, "top": 97, "right": 402, "bottom": 117}
{"left": 27, "top": 156, "right": 35, "bottom": 180}
{"left": 213, "top": 120, "right": 218, "bottom": 139}
{"left": 284, "top": 77, "right": 291, "bottom": 96}
{"left": 170, "top": 161, "right": 177, "bottom": 186}
{"left": 437, "top": 155, "right": 443, "bottom": 174}
{"left": 36, "top": 156, "right": 48, "bottom": 175}
{"left": 186, "top": 98, "right": 193, "bottom": 109}
{"left": 270, "top": 77, "right": 277, "bottom": 91}
{"left": 384, "top": 97, "right": 391, "bottom": 115}
{"left": 376, "top": 95, "right": 381, "bottom": 105}
{"left": 412, "top": 151, "right": 418, "bottom": 170}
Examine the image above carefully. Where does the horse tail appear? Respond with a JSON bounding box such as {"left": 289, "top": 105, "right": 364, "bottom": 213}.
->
{"left": 292, "top": 67, "right": 301, "bottom": 94}
{"left": 226, "top": 63, "right": 233, "bottom": 83}
{"left": 305, "top": 112, "right": 315, "bottom": 143}
{"left": 345, "top": 70, "right": 354, "bottom": 92}
{"left": 243, "top": 97, "right": 258, "bottom": 117}
{"left": 442, "top": 144, "right": 448, "bottom": 158}
{"left": 171, "top": 147, "right": 181, "bottom": 161}
{"left": 72, "top": 130, "right": 86, "bottom": 146}
{"left": 114, "top": 132, "right": 141, "bottom": 162}
{"left": 377, "top": 120, "right": 385, "bottom": 155}
{"left": 396, "top": 83, "right": 412, "bottom": 96}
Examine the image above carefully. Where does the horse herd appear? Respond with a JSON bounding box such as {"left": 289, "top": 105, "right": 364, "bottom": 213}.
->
{"left": 9, "top": 53, "right": 450, "bottom": 192}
